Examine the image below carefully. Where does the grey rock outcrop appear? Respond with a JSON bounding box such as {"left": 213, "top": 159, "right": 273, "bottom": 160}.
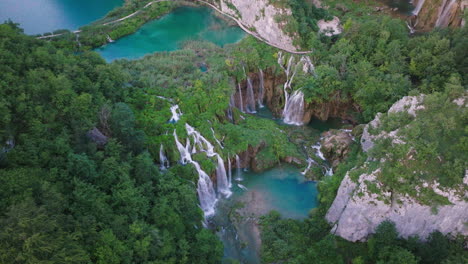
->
{"left": 320, "top": 129, "right": 353, "bottom": 168}
{"left": 219, "top": 0, "right": 296, "bottom": 51}
{"left": 326, "top": 96, "right": 468, "bottom": 242}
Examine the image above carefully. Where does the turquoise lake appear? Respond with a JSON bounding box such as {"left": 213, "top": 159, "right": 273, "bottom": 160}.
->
{"left": 0, "top": 0, "right": 123, "bottom": 35}
{"left": 214, "top": 165, "right": 318, "bottom": 264}
{"left": 97, "top": 7, "right": 246, "bottom": 61}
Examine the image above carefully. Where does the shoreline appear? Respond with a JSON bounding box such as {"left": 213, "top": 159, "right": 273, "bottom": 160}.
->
{"left": 37, "top": 0, "right": 312, "bottom": 54}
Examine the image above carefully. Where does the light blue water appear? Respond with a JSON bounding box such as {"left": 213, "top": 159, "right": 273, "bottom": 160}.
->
{"left": 0, "top": 0, "right": 123, "bottom": 35}
{"left": 97, "top": 7, "right": 245, "bottom": 61}
{"left": 234, "top": 165, "right": 318, "bottom": 219}
{"left": 214, "top": 165, "right": 318, "bottom": 264}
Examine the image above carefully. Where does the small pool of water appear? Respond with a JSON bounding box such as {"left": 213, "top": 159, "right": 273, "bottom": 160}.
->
{"left": 97, "top": 6, "right": 245, "bottom": 61}
{"left": 308, "top": 117, "right": 345, "bottom": 132}
{"left": 0, "top": 0, "right": 123, "bottom": 35}
{"left": 213, "top": 165, "right": 318, "bottom": 264}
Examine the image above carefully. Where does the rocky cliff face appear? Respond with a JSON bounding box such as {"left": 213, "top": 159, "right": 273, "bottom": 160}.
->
{"left": 411, "top": 0, "right": 467, "bottom": 31}
{"left": 326, "top": 96, "right": 468, "bottom": 242}
{"left": 231, "top": 69, "right": 358, "bottom": 123}
{"left": 217, "top": 0, "right": 297, "bottom": 51}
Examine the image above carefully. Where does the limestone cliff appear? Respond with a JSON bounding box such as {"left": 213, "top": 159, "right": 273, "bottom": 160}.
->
{"left": 411, "top": 0, "right": 467, "bottom": 31}
{"left": 326, "top": 96, "right": 468, "bottom": 242}
{"left": 216, "top": 0, "right": 297, "bottom": 51}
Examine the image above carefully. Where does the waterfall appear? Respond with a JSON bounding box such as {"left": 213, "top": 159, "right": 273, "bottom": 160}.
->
{"left": 235, "top": 154, "right": 242, "bottom": 181}
{"left": 312, "top": 142, "right": 326, "bottom": 161}
{"left": 174, "top": 129, "right": 217, "bottom": 216}
{"left": 301, "top": 158, "right": 316, "bottom": 175}
{"left": 216, "top": 155, "right": 231, "bottom": 197}
{"left": 258, "top": 69, "right": 265, "bottom": 108}
{"left": 237, "top": 83, "right": 244, "bottom": 113}
{"left": 277, "top": 52, "right": 310, "bottom": 126}
{"left": 283, "top": 90, "right": 305, "bottom": 125}
{"left": 246, "top": 77, "right": 256, "bottom": 113}
{"left": 210, "top": 127, "right": 224, "bottom": 149}
{"left": 228, "top": 94, "right": 235, "bottom": 121}
{"left": 227, "top": 154, "right": 232, "bottom": 187}
{"left": 159, "top": 144, "right": 170, "bottom": 170}
{"left": 412, "top": 0, "right": 426, "bottom": 15}
{"left": 435, "top": 0, "right": 457, "bottom": 27}
{"left": 169, "top": 105, "right": 182, "bottom": 123}
{"left": 237, "top": 184, "right": 248, "bottom": 191}
{"left": 106, "top": 34, "right": 115, "bottom": 43}
{"left": 76, "top": 34, "right": 82, "bottom": 48}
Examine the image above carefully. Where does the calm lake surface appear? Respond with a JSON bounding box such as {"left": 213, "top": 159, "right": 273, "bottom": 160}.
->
{"left": 0, "top": 0, "right": 123, "bottom": 34}
{"left": 97, "top": 7, "right": 245, "bottom": 61}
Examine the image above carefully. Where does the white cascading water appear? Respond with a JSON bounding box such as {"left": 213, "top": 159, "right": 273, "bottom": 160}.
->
{"left": 283, "top": 90, "right": 305, "bottom": 126}
{"left": 210, "top": 127, "right": 224, "bottom": 149}
{"left": 278, "top": 52, "right": 313, "bottom": 126}
{"left": 258, "top": 69, "right": 265, "bottom": 108}
{"left": 301, "top": 157, "right": 316, "bottom": 175}
{"left": 227, "top": 154, "right": 232, "bottom": 187}
{"left": 185, "top": 124, "right": 231, "bottom": 197}
{"left": 238, "top": 184, "right": 248, "bottom": 191}
{"left": 228, "top": 94, "right": 235, "bottom": 121}
{"left": 412, "top": 0, "right": 426, "bottom": 15}
{"left": 106, "top": 34, "right": 114, "bottom": 43}
{"left": 174, "top": 129, "right": 217, "bottom": 216}
{"left": 237, "top": 83, "right": 244, "bottom": 113}
{"left": 216, "top": 155, "right": 231, "bottom": 197}
{"left": 435, "top": 0, "right": 457, "bottom": 27}
{"left": 159, "top": 144, "right": 170, "bottom": 170}
{"left": 169, "top": 105, "right": 182, "bottom": 123}
{"left": 246, "top": 77, "right": 256, "bottom": 113}
{"left": 312, "top": 141, "right": 326, "bottom": 161}
{"left": 235, "top": 154, "right": 242, "bottom": 181}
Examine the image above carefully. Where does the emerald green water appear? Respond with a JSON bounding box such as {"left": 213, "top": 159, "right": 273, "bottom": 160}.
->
{"left": 0, "top": 0, "right": 123, "bottom": 35}
{"left": 97, "top": 7, "right": 245, "bottom": 61}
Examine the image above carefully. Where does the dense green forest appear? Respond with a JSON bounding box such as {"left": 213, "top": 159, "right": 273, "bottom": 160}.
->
{"left": 0, "top": 0, "right": 467, "bottom": 263}
{"left": 0, "top": 23, "right": 224, "bottom": 263}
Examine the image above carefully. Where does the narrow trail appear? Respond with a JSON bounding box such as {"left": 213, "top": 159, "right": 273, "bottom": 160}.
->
{"left": 36, "top": 0, "right": 313, "bottom": 54}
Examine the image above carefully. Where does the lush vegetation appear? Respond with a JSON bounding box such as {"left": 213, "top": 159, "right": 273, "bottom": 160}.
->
{"left": 0, "top": 23, "right": 224, "bottom": 264}
{"left": 45, "top": 0, "right": 177, "bottom": 51}
{"left": 261, "top": 214, "right": 467, "bottom": 264}
{"left": 1, "top": 0, "right": 467, "bottom": 263}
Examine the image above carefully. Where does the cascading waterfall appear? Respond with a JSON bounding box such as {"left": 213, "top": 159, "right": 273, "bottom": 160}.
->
{"left": 246, "top": 77, "right": 256, "bottom": 113}
{"left": 227, "top": 154, "right": 232, "bottom": 187}
{"left": 216, "top": 155, "right": 231, "bottom": 197}
{"left": 301, "top": 142, "right": 334, "bottom": 176}
{"left": 283, "top": 90, "right": 305, "bottom": 126}
{"left": 235, "top": 154, "right": 242, "bottom": 181}
{"left": 237, "top": 83, "right": 244, "bottom": 113}
{"left": 312, "top": 142, "right": 326, "bottom": 161}
{"left": 301, "top": 158, "right": 316, "bottom": 175}
{"left": 106, "top": 34, "right": 115, "bottom": 43}
{"left": 277, "top": 52, "right": 312, "bottom": 126}
{"left": 412, "top": 0, "right": 426, "bottom": 15}
{"left": 169, "top": 105, "right": 182, "bottom": 123}
{"left": 312, "top": 141, "right": 333, "bottom": 176}
{"left": 76, "top": 34, "right": 82, "bottom": 48}
{"left": 435, "top": 0, "right": 457, "bottom": 27}
{"left": 185, "top": 124, "right": 231, "bottom": 197}
{"left": 228, "top": 95, "right": 235, "bottom": 121}
{"left": 159, "top": 144, "right": 170, "bottom": 170}
{"left": 258, "top": 69, "right": 265, "bottom": 108}
{"left": 210, "top": 127, "right": 224, "bottom": 149}
{"left": 174, "top": 129, "right": 217, "bottom": 216}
